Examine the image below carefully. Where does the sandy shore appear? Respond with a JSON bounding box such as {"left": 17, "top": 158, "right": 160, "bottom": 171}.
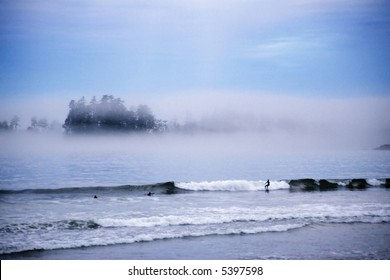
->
{"left": 2, "top": 223, "right": 390, "bottom": 260}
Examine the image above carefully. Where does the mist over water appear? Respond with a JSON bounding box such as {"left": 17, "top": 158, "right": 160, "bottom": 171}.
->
{"left": 1, "top": 131, "right": 389, "bottom": 193}
{"left": 0, "top": 127, "right": 381, "bottom": 159}
{"left": 1, "top": 92, "right": 389, "bottom": 191}
{"left": 1, "top": 92, "right": 389, "bottom": 153}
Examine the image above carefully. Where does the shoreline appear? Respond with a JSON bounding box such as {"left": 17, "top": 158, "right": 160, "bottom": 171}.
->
{"left": 2, "top": 223, "right": 390, "bottom": 260}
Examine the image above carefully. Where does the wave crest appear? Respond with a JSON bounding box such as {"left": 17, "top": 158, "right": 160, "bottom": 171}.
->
{"left": 1, "top": 178, "right": 389, "bottom": 195}
{"left": 176, "top": 180, "right": 289, "bottom": 191}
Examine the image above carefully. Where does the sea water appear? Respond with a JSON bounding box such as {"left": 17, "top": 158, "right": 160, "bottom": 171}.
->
{"left": 0, "top": 133, "right": 389, "bottom": 259}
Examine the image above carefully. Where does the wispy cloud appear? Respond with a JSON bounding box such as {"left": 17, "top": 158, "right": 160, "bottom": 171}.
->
{"left": 247, "top": 36, "right": 325, "bottom": 59}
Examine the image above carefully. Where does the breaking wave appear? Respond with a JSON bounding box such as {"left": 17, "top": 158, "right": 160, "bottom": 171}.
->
{"left": 1, "top": 178, "right": 389, "bottom": 195}
{"left": 0, "top": 220, "right": 101, "bottom": 234}
{"left": 1, "top": 202, "right": 389, "bottom": 255}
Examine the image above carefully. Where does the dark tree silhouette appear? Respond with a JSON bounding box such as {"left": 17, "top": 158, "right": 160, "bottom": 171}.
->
{"left": 10, "top": 116, "right": 20, "bottom": 130}
{"left": 0, "top": 115, "right": 20, "bottom": 131}
{"left": 0, "top": 120, "right": 10, "bottom": 130}
{"left": 63, "top": 95, "right": 167, "bottom": 134}
{"left": 28, "top": 117, "right": 50, "bottom": 132}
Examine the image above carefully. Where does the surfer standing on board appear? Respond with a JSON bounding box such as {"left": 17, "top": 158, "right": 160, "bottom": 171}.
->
{"left": 264, "top": 180, "right": 270, "bottom": 192}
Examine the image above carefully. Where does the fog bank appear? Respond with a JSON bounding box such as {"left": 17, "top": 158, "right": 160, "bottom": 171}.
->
{"left": 148, "top": 91, "right": 390, "bottom": 149}
{"left": 1, "top": 91, "right": 389, "bottom": 152}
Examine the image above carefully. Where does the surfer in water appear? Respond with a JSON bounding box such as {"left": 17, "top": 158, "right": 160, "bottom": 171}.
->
{"left": 147, "top": 192, "right": 154, "bottom": 196}
{"left": 264, "top": 180, "right": 270, "bottom": 192}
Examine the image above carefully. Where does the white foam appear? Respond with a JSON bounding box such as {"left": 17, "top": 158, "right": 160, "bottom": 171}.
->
{"left": 95, "top": 202, "right": 390, "bottom": 229}
{"left": 176, "top": 180, "right": 289, "bottom": 191}
{"left": 97, "top": 213, "right": 265, "bottom": 228}
{"left": 3, "top": 199, "right": 390, "bottom": 254}
{"left": 367, "top": 178, "right": 384, "bottom": 186}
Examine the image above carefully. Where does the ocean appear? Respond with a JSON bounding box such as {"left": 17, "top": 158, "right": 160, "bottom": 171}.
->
{"left": 0, "top": 133, "right": 389, "bottom": 259}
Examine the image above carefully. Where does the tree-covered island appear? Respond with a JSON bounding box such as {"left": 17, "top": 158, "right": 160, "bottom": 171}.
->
{"left": 63, "top": 95, "right": 167, "bottom": 134}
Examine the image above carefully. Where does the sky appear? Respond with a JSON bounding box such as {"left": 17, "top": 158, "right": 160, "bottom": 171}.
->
{"left": 0, "top": 0, "right": 389, "bottom": 146}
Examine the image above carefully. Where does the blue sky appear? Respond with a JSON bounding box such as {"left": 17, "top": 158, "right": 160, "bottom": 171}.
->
{"left": 1, "top": 0, "right": 389, "bottom": 97}
{"left": 0, "top": 0, "right": 390, "bottom": 145}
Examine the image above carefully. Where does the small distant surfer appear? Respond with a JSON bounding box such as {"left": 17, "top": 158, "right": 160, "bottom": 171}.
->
{"left": 94, "top": 195, "right": 98, "bottom": 199}
{"left": 147, "top": 192, "right": 154, "bottom": 196}
{"left": 264, "top": 180, "right": 270, "bottom": 192}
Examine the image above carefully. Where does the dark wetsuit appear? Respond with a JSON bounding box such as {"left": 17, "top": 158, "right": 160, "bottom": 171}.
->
{"left": 265, "top": 180, "right": 270, "bottom": 191}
